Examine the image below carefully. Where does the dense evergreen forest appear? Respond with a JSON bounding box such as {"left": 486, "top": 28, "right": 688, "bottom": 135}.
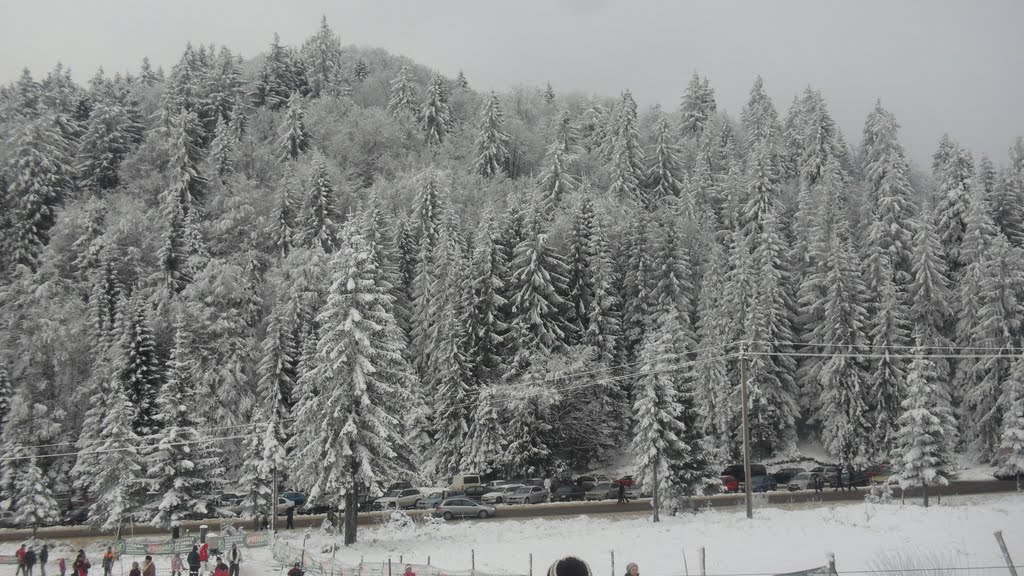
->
{"left": 1, "top": 17, "right": 1023, "bottom": 532}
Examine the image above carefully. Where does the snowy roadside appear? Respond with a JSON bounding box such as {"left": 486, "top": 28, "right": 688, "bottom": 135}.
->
{"left": 4, "top": 494, "right": 1021, "bottom": 576}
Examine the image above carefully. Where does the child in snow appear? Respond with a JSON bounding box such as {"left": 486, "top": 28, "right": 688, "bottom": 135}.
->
{"left": 58, "top": 558, "right": 66, "bottom": 576}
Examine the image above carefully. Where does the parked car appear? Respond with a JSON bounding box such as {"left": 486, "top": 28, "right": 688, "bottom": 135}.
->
{"left": 481, "top": 484, "right": 523, "bottom": 504}
{"left": 484, "top": 479, "right": 510, "bottom": 488}
{"left": 61, "top": 506, "right": 90, "bottom": 525}
{"left": 574, "top": 475, "right": 599, "bottom": 490}
{"left": 524, "top": 478, "right": 546, "bottom": 488}
{"left": 373, "top": 488, "right": 423, "bottom": 510}
{"left": 720, "top": 475, "right": 739, "bottom": 493}
{"left": 0, "top": 510, "right": 16, "bottom": 528}
{"left": 281, "top": 491, "right": 307, "bottom": 507}
{"left": 771, "top": 468, "right": 805, "bottom": 485}
{"left": 339, "top": 493, "right": 378, "bottom": 512}
{"left": 721, "top": 464, "right": 767, "bottom": 483}
{"left": 613, "top": 475, "right": 635, "bottom": 488}
{"left": 416, "top": 490, "right": 464, "bottom": 510}
{"left": 738, "top": 475, "right": 777, "bottom": 493}
{"left": 463, "top": 485, "right": 491, "bottom": 501}
{"left": 436, "top": 498, "right": 496, "bottom": 520}
{"left": 276, "top": 497, "right": 296, "bottom": 514}
{"left": 552, "top": 485, "right": 588, "bottom": 502}
{"left": 787, "top": 472, "right": 817, "bottom": 491}
{"left": 387, "top": 481, "right": 414, "bottom": 492}
{"left": 842, "top": 469, "right": 872, "bottom": 488}
{"left": 625, "top": 483, "right": 648, "bottom": 499}
{"left": 506, "top": 485, "right": 549, "bottom": 505}
{"left": 585, "top": 482, "right": 621, "bottom": 501}
{"left": 214, "top": 498, "right": 243, "bottom": 516}
{"left": 808, "top": 467, "right": 838, "bottom": 486}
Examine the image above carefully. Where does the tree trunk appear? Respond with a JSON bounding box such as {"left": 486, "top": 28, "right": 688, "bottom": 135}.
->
{"left": 344, "top": 474, "right": 359, "bottom": 546}
{"left": 921, "top": 479, "right": 929, "bottom": 508}
{"left": 652, "top": 458, "right": 660, "bottom": 523}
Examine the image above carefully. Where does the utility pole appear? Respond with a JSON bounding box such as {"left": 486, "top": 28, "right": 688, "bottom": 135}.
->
{"left": 739, "top": 341, "right": 753, "bottom": 520}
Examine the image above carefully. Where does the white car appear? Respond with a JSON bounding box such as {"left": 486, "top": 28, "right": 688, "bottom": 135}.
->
{"left": 481, "top": 484, "right": 524, "bottom": 504}
{"left": 505, "top": 485, "right": 549, "bottom": 505}
{"left": 373, "top": 488, "right": 423, "bottom": 510}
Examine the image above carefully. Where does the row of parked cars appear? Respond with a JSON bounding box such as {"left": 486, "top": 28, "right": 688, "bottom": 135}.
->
{"left": 719, "top": 464, "right": 896, "bottom": 493}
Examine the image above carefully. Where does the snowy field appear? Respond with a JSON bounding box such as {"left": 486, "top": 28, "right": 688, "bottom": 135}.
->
{"left": 7, "top": 494, "right": 1022, "bottom": 576}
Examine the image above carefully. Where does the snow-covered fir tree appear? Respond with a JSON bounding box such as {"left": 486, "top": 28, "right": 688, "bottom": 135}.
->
{"left": 646, "top": 117, "right": 685, "bottom": 205}
{"left": 474, "top": 91, "right": 510, "bottom": 177}
{"left": 606, "top": 90, "right": 646, "bottom": 205}
{"left": 891, "top": 345, "right": 957, "bottom": 507}
{"left": 466, "top": 216, "right": 508, "bottom": 384}
{"left": 209, "top": 117, "right": 236, "bottom": 178}
{"left": 352, "top": 58, "right": 369, "bottom": 82}
{"left": 117, "top": 295, "right": 162, "bottom": 437}
{"left": 867, "top": 256, "right": 911, "bottom": 458}
{"left": 537, "top": 139, "right": 579, "bottom": 212}
{"left": 679, "top": 73, "right": 716, "bottom": 140}
{"left": 997, "top": 352, "right": 1024, "bottom": 488}
{"left": 13, "top": 456, "right": 60, "bottom": 535}
{"left": 146, "top": 321, "right": 225, "bottom": 529}
{"left": 301, "top": 151, "right": 338, "bottom": 252}
{"left": 461, "top": 385, "right": 506, "bottom": 475}
{"left": 582, "top": 215, "right": 622, "bottom": 366}
{"left": 508, "top": 230, "right": 574, "bottom": 365}
{"left": 277, "top": 92, "right": 311, "bottom": 161}
{"left": 76, "top": 102, "right": 130, "bottom": 192}
{"left": 934, "top": 138, "right": 975, "bottom": 277}
{"left": 630, "top": 303, "right": 714, "bottom": 520}
{"left": 421, "top": 74, "right": 452, "bottom": 146}
{"left": 88, "top": 377, "right": 144, "bottom": 532}
{"left": 302, "top": 16, "right": 344, "bottom": 98}
{"left": 387, "top": 65, "right": 419, "bottom": 119}
{"left": 287, "top": 230, "right": 416, "bottom": 545}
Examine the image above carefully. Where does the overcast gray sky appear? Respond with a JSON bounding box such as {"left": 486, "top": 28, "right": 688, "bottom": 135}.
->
{"left": 2, "top": 0, "right": 1022, "bottom": 168}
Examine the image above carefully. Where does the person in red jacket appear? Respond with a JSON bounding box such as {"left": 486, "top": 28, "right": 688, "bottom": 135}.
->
{"left": 198, "top": 544, "right": 210, "bottom": 575}
{"left": 212, "top": 558, "right": 229, "bottom": 576}
{"left": 16, "top": 544, "right": 27, "bottom": 576}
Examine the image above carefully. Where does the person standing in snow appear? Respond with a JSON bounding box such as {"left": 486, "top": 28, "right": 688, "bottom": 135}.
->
{"left": 142, "top": 556, "right": 155, "bottom": 576}
{"left": 186, "top": 546, "right": 201, "bottom": 576}
{"left": 403, "top": 565, "right": 416, "bottom": 576}
{"left": 101, "top": 548, "right": 115, "bottom": 576}
{"left": 832, "top": 464, "right": 843, "bottom": 491}
{"left": 227, "top": 544, "right": 241, "bottom": 576}
{"left": 128, "top": 561, "right": 140, "bottom": 576}
{"left": 617, "top": 482, "right": 628, "bottom": 504}
{"left": 58, "top": 558, "right": 66, "bottom": 576}
{"left": 198, "top": 543, "right": 209, "bottom": 574}
{"left": 543, "top": 477, "right": 552, "bottom": 494}
{"left": 212, "top": 558, "right": 229, "bottom": 576}
{"left": 286, "top": 563, "right": 303, "bottom": 576}
{"left": 171, "top": 553, "right": 183, "bottom": 576}
{"left": 72, "top": 551, "right": 90, "bottom": 576}
{"left": 624, "top": 562, "right": 639, "bottom": 576}
{"left": 16, "top": 544, "right": 27, "bottom": 576}
{"left": 40, "top": 544, "right": 49, "bottom": 576}
{"left": 25, "top": 547, "right": 37, "bottom": 576}
{"left": 285, "top": 506, "right": 294, "bottom": 530}
{"left": 846, "top": 463, "right": 857, "bottom": 492}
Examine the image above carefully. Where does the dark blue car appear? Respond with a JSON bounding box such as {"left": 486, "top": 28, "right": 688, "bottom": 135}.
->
{"left": 281, "top": 491, "right": 307, "bottom": 507}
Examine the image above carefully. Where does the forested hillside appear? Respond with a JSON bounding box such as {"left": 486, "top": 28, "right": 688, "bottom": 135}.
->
{"left": 1, "top": 17, "right": 1023, "bottom": 528}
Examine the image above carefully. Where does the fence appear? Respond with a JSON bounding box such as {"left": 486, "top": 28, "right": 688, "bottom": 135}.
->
{"left": 115, "top": 530, "right": 274, "bottom": 556}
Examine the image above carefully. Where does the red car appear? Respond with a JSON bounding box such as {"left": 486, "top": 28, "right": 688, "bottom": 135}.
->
{"left": 720, "top": 475, "right": 739, "bottom": 493}
{"left": 613, "top": 475, "right": 635, "bottom": 488}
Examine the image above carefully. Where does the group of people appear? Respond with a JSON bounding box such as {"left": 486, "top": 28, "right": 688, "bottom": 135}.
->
{"left": 15, "top": 541, "right": 242, "bottom": 576}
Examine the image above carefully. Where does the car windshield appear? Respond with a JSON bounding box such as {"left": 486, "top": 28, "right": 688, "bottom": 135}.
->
{"left": 792, "top": 473, "right": 810, "bottom": 481}
{"left": 502, "top": 485, "right": 523, "bottom": 492}
{"left": 428, "top": 492, "right": 442, "bottom": 498}
{"left": 514, "top": 486, "right": 531, "bottom": 493}
{"left": 385, "top": 490, "right": 400, "bottom": 497}
{"left": 593, "top": 483, "right": 611, "bottom": 490}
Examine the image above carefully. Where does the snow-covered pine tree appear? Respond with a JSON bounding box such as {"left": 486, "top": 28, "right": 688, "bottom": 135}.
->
{"left": 630, "top": 303, "right": 714, "bottom": 520}
{"left": 582, "top": 215, "right": 623, "bottom": 366}
{"left": 302, "top": 15, "right": 344, "bottom": 98}
{"left": 13, "top": 456, "right": 60, "bottom": 536}
{"left": 565, "top": 195, "right": 597, "bottom": 337}
{"left": 618, "top": 210, "right": 655, "bottom": 363}
{"left": 287, "top": 230, "right": 416, "bottom": 545}
{"left": 466, "top": 215, "right": 508, "bottom": 383}
{"left": 537, "top": 139, "right": 579, "bottom": 212}
{"left": 508, "top": 231, "right": 574, "bottom": 362}
{"left": 387, "top": 65, "right": 419, "bottom": 119}
{"left": 934, "top": 138, "right": 974, "bottom": 277}
{"left": 6, "top": 118, "right": 74, "bottom": 270}
{"left": 118, "top": 295, "right": 162, "bottom": 437}
{"left": 271, "top": 169, "right": 298, "bottom": 259}
{"left": 252, "top": 33, "right": 308, "bottom": 111}
{"left": 997, "top": 352, "right": 1024, "bottom": 489}
{"left": 461, "top": 385, "right": 506, "bottom": 475}
{"left": 0, "top": 365, "right": 10, "bottom": 439}
{"left": 162, "top": 110, "right": 208, "bottom": 214}
{"left": 76, "top": 101, "right": 130, "bottom": 191}
{"left": 817, "top": 222, "right": 873, "bottom": 465}
{"left": 647, "top": 210, "right": 696, "bottom": 349}
{"left": 679, "top": 73, "right": 716, "bottom": 141}
{"left": 607, "top": 90, "right": 646, "bottom": 205}
{"left": 277, "top": 92, "right": 311, "bottom": 161}
{"left": 88, "top": 377, "right": 144, "bottom": 532}
{"left": 301, "top": 151, "right": 338, "bottom": 252}
{"left": 745, "top": 210, "right": 801, "bottom": 457}
{"left": 646, "top": 117, "right": 684, "bottom": 205}
{"left": 862, "top": 102, "right": 916, "bottom": 292}
{"left": 352, "top": 58, "right": 369, "bottom": 82}
{"left": 908, "top": 209, "right": 954, "bottom": 356}
{"left": 962, "top": 234, "right": 1024, "bottom": 461}
{"left": 474, "top": 91, "right": 510, "bottom": 178}
{"left": 146, "top": 321, "right": 224, "bottom": 530}
{"left": 238, "top": 413, "right": 285, "bottom": 521}
{"left": 740, "top": 76, "right": 782, "bottom": 166}
{"left": 891, "top": 345, "right": 957, "bottom": 507}
{"left": 456, "top": 70, "right": 470, "bottom": 91}
{"left": 867, "top": 256, "right": 911, "bottom": 459}
{"left": 421, "top": 74, "right": 451, "bottom": 146}
{"left": 209, "top": 117, "right": 236, "bottom": 178}
{"left": 409, "top": 172, "right": 447, "bottom": 375}
{"left": 693, "top": 214, "right": 733, "bottom": 462}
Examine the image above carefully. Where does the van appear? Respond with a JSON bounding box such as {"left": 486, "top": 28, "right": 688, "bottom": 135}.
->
{"left": 449, "top": 473, "right": 482, "bottom": 490}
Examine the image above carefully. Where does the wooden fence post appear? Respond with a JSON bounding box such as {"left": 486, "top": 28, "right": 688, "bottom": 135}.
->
{"left": 698, "top": 548, "right": 705, "bottom": 576}
{"left": 995, "top": 531, "right": 1019, "bottom": 576}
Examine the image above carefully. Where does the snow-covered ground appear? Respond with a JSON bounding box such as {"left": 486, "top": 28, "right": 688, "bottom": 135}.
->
{"left": 7, "top": 495, "right": 1021, "bottom": 576}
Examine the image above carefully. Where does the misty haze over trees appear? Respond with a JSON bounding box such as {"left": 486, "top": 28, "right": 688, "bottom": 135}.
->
{"left": 1, "top": 16, "right": 1023, "bottom": 539}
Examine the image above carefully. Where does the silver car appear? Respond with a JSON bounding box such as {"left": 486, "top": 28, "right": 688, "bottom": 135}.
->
{"left": 437, "top": 498, "right": 496, "bottom": 520}
{"left": 505, "top": 485, "right": 549, "bottom": 505}
{"left": 481, "top": 484, "right": 524, "bottom": 504}
{"left": 788, "top": 472, "right": 817, "bottom": 491}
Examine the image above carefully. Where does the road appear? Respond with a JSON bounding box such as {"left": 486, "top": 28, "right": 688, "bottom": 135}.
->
{"left": 1, "top": 480, "right": 1015, "bottom": 542}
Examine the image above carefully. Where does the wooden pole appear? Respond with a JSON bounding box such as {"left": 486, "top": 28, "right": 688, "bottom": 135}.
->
{"left": 995, "top": 531, "right": 1019, "bottom": 576}
{"left": 698, "top": 548, "right": 705, "bottom": 576}
{"left": 529, "top": 554, "right": 533, "bottom": 576}
{"left": 388, "top": 559, "right": 392, "bottom": 576}
{"left": 471, "top": 549, "right": 475, "bottom": 574}
{"left": 740, "top": 342, "right": 753, "bottom": 520}
{"left": 611, "top": 550, "right": 615, "bottom": 576}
